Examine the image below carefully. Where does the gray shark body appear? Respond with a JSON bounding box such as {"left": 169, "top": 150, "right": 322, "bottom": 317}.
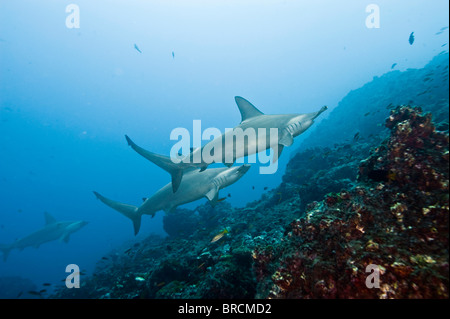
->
{"left": 194, "top": 97, "right": 328, "bottom": 164}
{"left": 125, "top": 96, "right": 326, "bottom": 192}
{"left": 0, "top": 213, "right": 88, "bottom": 261}
{"left": 93, "top": 164, "right": 250, "bottom": 235}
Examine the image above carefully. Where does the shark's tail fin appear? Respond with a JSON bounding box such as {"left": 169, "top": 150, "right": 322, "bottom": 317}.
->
{"left": 125, "top": 135, "right": 185, "bottom": 193}
{"left": 0, "top": 244, "right": 11, "bottom": 262}
{"left": 93, "top": 191, "right": 142, "bottom": 236}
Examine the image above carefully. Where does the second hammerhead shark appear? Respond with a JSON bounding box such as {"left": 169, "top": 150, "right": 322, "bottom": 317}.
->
{"left": 93, "top": 164, "right": 250, "bottom": 235}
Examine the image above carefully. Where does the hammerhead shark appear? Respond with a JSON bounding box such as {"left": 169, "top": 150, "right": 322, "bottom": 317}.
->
{"left": 125, "top": 96, "right": 327, "bottom": 192}
{"left": 93, "top": 164, "right": 250, "bottom": 235}
{"left": 0, "top": 212, "right": 88, "bottom": 261}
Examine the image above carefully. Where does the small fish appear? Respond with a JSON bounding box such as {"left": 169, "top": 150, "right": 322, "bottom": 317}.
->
{"left": 217, "top": 197, "right": 226, "bottom": 203}
{"left": 386, "top": 103, "right": 393, "bottom": 109}
{"left": 391, "top": 63, "right": 397, "bottom": 69}
{"left": 101, "top": 256, "right": 109, "bottom": 260}
{"left": 435, "top": 31, "right": 443, "bottom": 35}
{"left": 135, "top": 276, "right": 145, "bottom": 282}
{"left": 277, "top": 193, "right": 283, "bottom": 203}
{"left": 16, "top": 291, "right": 23, "bottom": 298}
{"left": 211, "top": 229, "right": 229, "bottom": 243}
{"left": 353, "top": 132, "right": 360, "bottom": 142}
{"left": 134, "top": 44, "right": 142, "bottom": 53}
{"left": 227, "top": 193, "right": 231, "bottom": 197}
{"left": 417, "top": 90, "right": 428, "bottom": 96}
{"left": 441, "top": 26, "right": 449, "bottom": 31}
{"left": 264, "top": 187, "right": 268, "bottom": 190}
{"left": 197, "top": 262, "right": 206, "bottom": 269}
{"left": 423, "top": 77, "right": 432, "bottom": 82}
{"left": 364, "top": 111, "right": 371, "bottom": 116}
{"left": 42, "top": 283, "right": 51, "bottom": 286}
{"left": 172, "top": 51, "right": 175, "bottom": 59}
{"left": 39, "top": 289, "right": 47, "bottom": 294}
{"left": 252, "top": 186, "right": 255, "bottom": 190}
{"left": 387, "top": 171, "right": 397, "bottom": 181}
{"left": 409, "top": 32, "right": 415, "bottom": 45}
{"left": 124, "top": 248, "right": 132, "bottom": 254}
{"left": 156, "top": 282, "right": 166, "bottom": 287}
{"left": 142, "top": 197, "right": 147, "bottom": 202}
{"left": 441, "top": 43, "right": 448, "bottom": 47}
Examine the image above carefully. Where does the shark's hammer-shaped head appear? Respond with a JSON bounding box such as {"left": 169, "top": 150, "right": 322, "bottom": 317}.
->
{"left": 214, "top": 164, "right": 251, "bottom": 189}
{"left": 285, "top": 105, "right": 328, "bottom": 138}
{"left": 64, "top": 220, "right": 89, "bottom": 234}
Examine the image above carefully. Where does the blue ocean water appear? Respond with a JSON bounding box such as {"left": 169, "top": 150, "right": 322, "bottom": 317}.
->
{"left": 0, "top": 1, "right": 448, "bottom": 297}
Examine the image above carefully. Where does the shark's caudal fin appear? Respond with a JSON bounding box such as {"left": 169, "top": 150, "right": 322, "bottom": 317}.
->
{"left": 125, "top": 135, "right": 184, "bottom": 193}
{"left": 0, "top": 244, "right": 11, "bottom": 262}
{"left": 235, "top": 96, "right": 264, "bottom": 122}
{"left": 93, "top": 191, "right": 142, "bottom": 235}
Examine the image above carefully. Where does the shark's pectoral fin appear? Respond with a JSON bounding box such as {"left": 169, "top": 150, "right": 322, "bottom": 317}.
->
{"left": 171, "top": 169, "right": 183, "bottom": 193}
{"left": 279, "top": 131, "right": 293, "bottom": 147}
{"left": 273, "top": 144, "right": 284, "bottom": 164}
{"left": 205, "top": 186, "right": 219, "bottom": 204}
{"left": 61, "top": 233, "right": 70, "bottom": 243}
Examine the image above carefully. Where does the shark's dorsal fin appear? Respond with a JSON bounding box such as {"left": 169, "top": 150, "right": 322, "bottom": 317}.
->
{"left": 44, "top": 212, "right": 57, "bottom": 225}
{"left": 235, "top": 96, "right": 264, "bottom": 122}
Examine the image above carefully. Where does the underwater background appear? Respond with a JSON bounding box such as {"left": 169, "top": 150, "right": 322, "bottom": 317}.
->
{"left": 0, "top": 1, "right": 448, "bottom": 299}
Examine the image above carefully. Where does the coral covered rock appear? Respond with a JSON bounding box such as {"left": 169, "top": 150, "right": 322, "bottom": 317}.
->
{"left": 255, "top": 106, "right": 449, "bottom": 299}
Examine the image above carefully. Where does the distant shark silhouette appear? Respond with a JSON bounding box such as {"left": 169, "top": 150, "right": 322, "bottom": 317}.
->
{"left": 0, "top": 212, "right": 88, "bottom": 261}
{"left": 93, "top": 165, "right": 250, "bottom": 235}
{"left": 125, "top": 96, "right": 327, "bottom": 192}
